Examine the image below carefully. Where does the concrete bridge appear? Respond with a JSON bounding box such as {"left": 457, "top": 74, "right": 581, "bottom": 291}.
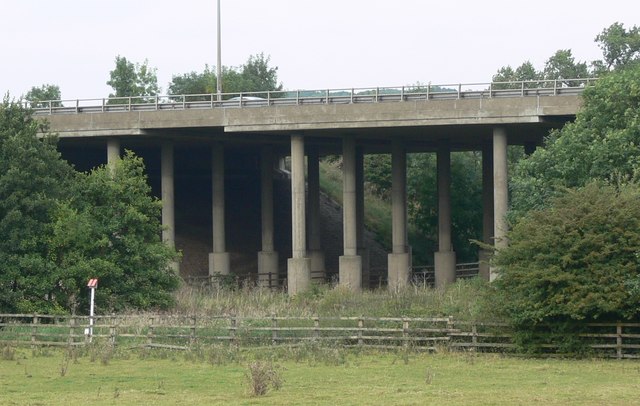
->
{"left": 32, "top": 80, "right": 588, "bottom": 293}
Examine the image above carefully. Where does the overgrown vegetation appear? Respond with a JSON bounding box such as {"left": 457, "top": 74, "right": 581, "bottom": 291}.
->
{"left": 173, "top": 278, "right": 501, "bottom": 321}
{"left": 0, "top": 100, "right": 179, "bottom": 314}
{"left": 494, "top": 61, "right": 640, "bottom": 353}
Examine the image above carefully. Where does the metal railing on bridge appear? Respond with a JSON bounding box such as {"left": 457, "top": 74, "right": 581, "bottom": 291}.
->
{"left": 27, "top": 78, "right": 595, "bottom": 116}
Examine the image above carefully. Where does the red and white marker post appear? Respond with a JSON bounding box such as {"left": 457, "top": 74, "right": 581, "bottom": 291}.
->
{"left": 87, "top": 278, "right": 98, "bottom": 341}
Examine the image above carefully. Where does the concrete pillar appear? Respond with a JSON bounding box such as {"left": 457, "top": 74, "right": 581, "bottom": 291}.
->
{"left": 339, "top": 137, "right": 362, "bottom": 291}
{"left": 106, "top": 138, "right": 120, "bottom": 174}
{"left": 161, "top": 142, "right": 175, "bottom": 248}
{"left": 388, "top": 140, "right": 410, "bottom": 290}
{"left": 209, "top": 143, "right": 230, "bottom": 276}
{"left": 258, "top": 146, "right": 279, "bottom": 288}
{"left": 161, "top": 142, "right": 179, "bottom": 273}
{"left": 287, "top": 135, "right": 311, "bottom": 294}
{"left": 306, "top": 147, "right": 325, "bottom": 282}
{"left": 435, "top": 142, "right": 456, "bottom": 288}
{"left": 356, "top": 147, "right": 370, "bottom": 288}
{"left": 478, "top": 142, "right": 494, "bottom": 280}
{"left": 492, "top": 127, "right": 509, "bottom": 281}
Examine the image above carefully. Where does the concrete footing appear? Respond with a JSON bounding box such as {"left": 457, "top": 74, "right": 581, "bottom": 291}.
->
{"left": 478, "top": 249, "right": 492, "bottom": 281}
{"left": 357, "top": 247, "right": 370, "bottom": 289}
{"left": 209, "top": 252, "right": 231, "bottom": 276}
{"left": 434, "top": 251, "right": 456, "bottom": 288}
{"left": 258, "top": 251, "right": 279, "bottom": 287}
{"left": 388, "top": 252, "right": 410, "bottom": 291}
{"left": 287, "top": 257, "right": 311, "bottom": 295}
{"left": 339, "top": 255, "right": 362, "bottom": 291}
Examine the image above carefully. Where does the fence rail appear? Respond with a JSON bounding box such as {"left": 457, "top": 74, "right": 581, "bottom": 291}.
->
{"left": 1, "top": 313, "right": 637, "bottom": 358}
{"left": 26, "top": 78, "right": 595, "bottom": 116}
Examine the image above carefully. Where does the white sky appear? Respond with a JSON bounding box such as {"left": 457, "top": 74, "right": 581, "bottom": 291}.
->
{"left": 1, "top": 0, "right": 638, "bottom": 100}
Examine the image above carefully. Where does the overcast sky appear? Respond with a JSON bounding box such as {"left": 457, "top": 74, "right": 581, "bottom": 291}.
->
{"left": 1, "top": 0, "right": 638, "bottom": 100}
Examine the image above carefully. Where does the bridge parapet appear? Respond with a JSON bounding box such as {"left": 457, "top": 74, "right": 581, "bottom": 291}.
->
{"left": 27, "top": 78, "right": 594, "bottom": 116}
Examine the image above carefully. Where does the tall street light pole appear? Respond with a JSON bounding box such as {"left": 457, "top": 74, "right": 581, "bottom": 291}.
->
{"left": 216, "top": 0, "right": 222, "bottom": 102}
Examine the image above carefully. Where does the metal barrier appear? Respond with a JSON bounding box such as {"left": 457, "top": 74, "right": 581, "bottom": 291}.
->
{"left": 26, "top": 79, "right": 595, "bottom": 116}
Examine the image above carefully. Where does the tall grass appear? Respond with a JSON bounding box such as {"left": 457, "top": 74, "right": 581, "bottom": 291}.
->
{"left": 172, "top": 278, "right": 502, "bottom": 321}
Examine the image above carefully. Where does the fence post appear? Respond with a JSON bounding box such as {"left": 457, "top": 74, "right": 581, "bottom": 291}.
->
{"left": 109, "top": 316, "right": 117, "bottom": 347}
{"left": 471, "top": 323, "right": 478, "bottom": 353}
{"left": 271, "top": 314, "right": 278, "bottom": 345}
{"left": 616, "top": 322, "right": 623, "bottom": 360}
{"left": 402, "top": 318, "right": 409, "bottom": 349}
{"left": 190, "top": 315, "right": 197, "bottom": 346}
{"left": 68, "top": 315, "right": 75, "bottom": 347}
{"left": 230, "top": 316, "right": 237, "bottom": 347}
{"left": 31, "top": 314, "right": 39, "bottom": 347}
{"left": 447, "top": 316, "right": 455, "bottom": 351}
{"left": 147, "top": 317, "right": 154, "bottom": 347}
{"left": 358, "top": 317, "right": 364, "bottom": 347}
{"left": 314, "top": 317, "right": 320, "bottom": 341}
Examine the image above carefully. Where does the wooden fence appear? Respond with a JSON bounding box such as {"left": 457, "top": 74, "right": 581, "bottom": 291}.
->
{"left": 0, "top": 314, "right": 638, "bottom": 359}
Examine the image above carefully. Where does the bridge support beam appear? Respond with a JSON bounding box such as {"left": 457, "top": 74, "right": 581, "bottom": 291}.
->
{"left": 491, "top": 127, "right": 509, "bottom": 281}
{"left": 307, "top": 147, "right": 325, "bottom": 284}
{"left": 209, "top": 143, "right": 230, "bottom": 276}
{"left": 106, "top": 138, "right": 120, "bottom": 173}
{"left": 287, "top": 135, "right": 311, "bottom": 294}
{"left": 478, "top": 142, "right": 494, "bottom": 281}
{"left": 161, "top": 141, "right": 179, "bottom": 273}
{"left": 258, "top": 146, "right": 279, "bottom": 287}
{"left": 388, "top": 140, "right": 410, "bottom": 290}
{"left": 435, "top": 142, "right": 456, "bottom": 288}
{"left": 356, "top": 147, "right": 370, "bottom": 289}
{"left": 339, "top": 136, "right": 362, "bottom": 291}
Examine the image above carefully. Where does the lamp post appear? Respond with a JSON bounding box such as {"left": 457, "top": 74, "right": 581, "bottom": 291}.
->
{"left": 216, "top": 0, "right": 222, "bottom": 102}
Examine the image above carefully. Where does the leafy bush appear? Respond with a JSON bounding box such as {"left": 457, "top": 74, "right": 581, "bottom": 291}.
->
{"left": 494, "top": 182, "right": 640, "bottom": 352}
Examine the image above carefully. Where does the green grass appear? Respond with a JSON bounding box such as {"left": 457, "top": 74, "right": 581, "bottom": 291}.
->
{"left": 2, "top": 347, "right": 639, "bottom": 405}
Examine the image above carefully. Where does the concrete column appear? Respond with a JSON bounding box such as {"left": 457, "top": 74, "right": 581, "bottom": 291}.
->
{"left": 161, "top": 142, "right": 179, "bottom": 273}
{"left": 339, "top": 137, "right": 362, "bottom": 291}
{"left": 388, "top": 140, "right": 410, "bottom": 290}
{"left": 492, "top": 127, "right": 509, "bottom": 281}
{"left": 161, "top": 142, "right": 175, "bottom": 248}
{"left": 287, "top": 135, "right": 311, "bottom": 294}
{"left": 435, "top": 142, "right": 456, "bottom": 288}
{"left": 106, "top": 138, "right": 120, "bottom": 174}
{"left": 356, "top": 147, "right": 370, "bottom": 288}
{"left": 209, "top": 143, "right": 230, "bottom": 276}
{"left": 306, "top": 147, "right": 325, "bottom": 282}
{"left": 258, "top": 146, "right": 279, "bottom": 287}
{"left": 478, "top": 142, "right": 494, "bottom": 280}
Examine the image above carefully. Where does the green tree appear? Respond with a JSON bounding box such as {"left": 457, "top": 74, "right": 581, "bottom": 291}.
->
{"left": 57, "top": 152, "right": 179, "bottom": 311}
{"left": 107, "top": 56, "right": 159, "bottom": 103}
{"left": 492, "top": 61, "right": 542, "bottom": 89}
{"left": 543, "top": 49, "right": 589, "bottom": 86}
{"left": 167, "top": 66, "right": 215, "bottom": 95}
{"left": 0, "top": 98, "right": 74, "bottom": 313}
{"left": 24, "top": 84, "right": 62, "bottom": 108}
{"left": 0, "top": 99, "right": 179, "bottom": 313}
{"left": 167, "top": 53, "right": 283, "bottom": 97}
{"left": 593, "top": 22, "right": 640, "bottom": 72}
{"left": 510, "top": 64, "right": 640, "bottom": 218}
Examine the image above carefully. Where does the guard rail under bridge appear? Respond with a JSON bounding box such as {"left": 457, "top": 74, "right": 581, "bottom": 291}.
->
{"left": 27, "top": 78, "right": 593, "bottom": 116}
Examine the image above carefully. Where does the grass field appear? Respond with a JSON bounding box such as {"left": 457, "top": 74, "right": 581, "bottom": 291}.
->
{"left": 1, "top": 346, "right": 639, "bottom": 405}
